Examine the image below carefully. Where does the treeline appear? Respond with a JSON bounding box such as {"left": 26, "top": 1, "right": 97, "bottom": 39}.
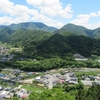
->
{"left": 0, "top": 57, "right": 100, "bottom": 72}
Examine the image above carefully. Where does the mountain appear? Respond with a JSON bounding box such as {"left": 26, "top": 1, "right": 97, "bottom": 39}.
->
{"left": 9, "top": 22, "right": 57, "bottom": 32}
{"left": 0, "top": 22, "right": 100, "bottom": 58}
{"left": 0, "top": 27, "right": 14, "bottom": 41}
{"left": 3, "top": 29, "right": 53, "bottom": 46}
{"left": 54, "top": 23, "right": 97, "bottom": 38}
{"left": 0, "top": 24, "right": 100, "bottom": 58}
{"left": 54, "top": 23, "right": 91, "bottom": 36}
{"left": 92, "top": 27, "right": 100, "bottom": 39}
{"left": 1, "top": 22, "right": 100, "bottom": 38}
{"left": 23, "top": 32, "right": 100, "bottom": 58}
{"left": 0, "top": 25, "right": 5, "bottom": 30}
{"left": 0, "top": 22, "right": 57, "bottom": 32}
{"left": 36, "top": 34, "right": 73, "bottom": 57}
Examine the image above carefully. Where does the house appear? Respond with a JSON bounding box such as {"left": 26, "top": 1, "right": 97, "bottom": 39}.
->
{"left": 70, "top": 77, "right": 78, "bottom": 81}
{"left": 68, "top": 80, "right": 78, "bottom": 84}
{"left": 0, "top": 91, "right": 8, "bottom": 98}
{"left": 59, "top": 80, "right": 65, "bottom": 84}
{"left": 81, "top": 80, "right": 92, "bottom": 86}
{"left": 89, "top": 75, "right": 95, "bottom": 80}
{"left": 73, "top": 54, "right": 88, "bottom": 61}
{"left": 0, "top": 46, "right": 9, "bottom": 55}
{"left": 0, "top": 74, "right": 5, "bottom": 77}
{"left": 85, "top": 77, "right": 90, "bottom": 81}
{"left": 92, "top": 81, "right": 100, "bottom": 85}
{"left": 0, "top": 87, "right": 4, "bottom": 91}
{"left": 28, "top": 72, "right": 36, "bottom": 75}
{"left": 95, "top": 74, "right": 100, "bottom": 81}
{"left": 16, "top": 89, "right": 29, "bottom": 98}
{"left": 35, "top": 76, "right": 41, "bottom": 80}
{"left": 4, "top": 92, "right": 13, "bottom": 99}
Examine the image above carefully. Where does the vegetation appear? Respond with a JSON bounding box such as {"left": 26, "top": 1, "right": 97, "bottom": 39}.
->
{"left": 21, "top": 84, "right": 45, "bottom": 92}
{"left": 1, "top": 22, "right": 100, "bottom": 100}
{"left": 0, "top": 22, "right": 57, "bottom": 32}
{"left": 0, "top": 57, "right": 100, "bottom": 72}
{"left": 23, "top": 34, "right": 100, "bottom": 58}
{"left": 10, "top": 81, "right": 100, "bottom": 100}
{"left": 1, "top": 23, "right": 100, "bottom": 58}
{"left": 54, "top": 23, "right": 100, "bottom": 38}
{"left": 75, "top": 85, "right": 100, "bottom": 100}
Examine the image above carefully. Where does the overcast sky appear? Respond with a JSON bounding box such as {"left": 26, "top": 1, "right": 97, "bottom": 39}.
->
{"left": 0, "top": 0, "right": 100, "bottom": 29}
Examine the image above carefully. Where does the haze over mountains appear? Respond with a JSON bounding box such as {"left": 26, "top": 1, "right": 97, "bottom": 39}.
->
{"left": 0, "top": 22, "right": 100, "bottom": 58}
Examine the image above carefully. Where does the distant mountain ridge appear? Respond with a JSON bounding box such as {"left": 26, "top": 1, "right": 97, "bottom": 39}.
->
{"left": 54, "top": 23, "right": 100, "bottom": 38}
{"left": 1, "top": 22, "right": 100, "bottom": 38}
{"left": 0, "top": 22, "right": 57, "bottom": 32}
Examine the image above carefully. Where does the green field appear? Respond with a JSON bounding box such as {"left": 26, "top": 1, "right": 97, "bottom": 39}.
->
{"left": 74, "top": 69, "right": 100, "bottom": 76}
{"left": 21, "top": 84, "right": 45, "bottom": 92}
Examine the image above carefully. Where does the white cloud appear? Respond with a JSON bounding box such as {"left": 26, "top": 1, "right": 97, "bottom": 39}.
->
{"left": 0, "top": 15, "right": 30, "bottom": 25}
{"left": 71, "top": 14, "right": 90, "bottom": 24}
{"left": 0, "top": 16, "right": 13, "bottom": 25}
{"left": 90, "top": 13, "right": 97, "bottom": 17}
{"left": 71, "top": 11, "right": 100, "bottom": 29}
{"left": 0, "top": 0, "right": 35, "bottom": 24}
{"left": 32, "top": 14, "right": 64, "bottom": 28}
{"left": 26, "top": 0, "right": 73, "bottom": 18}
{"left": 0, "top": 0, "right": 68, "bottom": 28}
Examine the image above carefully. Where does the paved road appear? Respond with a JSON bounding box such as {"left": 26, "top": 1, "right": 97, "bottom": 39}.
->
{"left": 48, "top": 75, "right": 53, "bottom": 89}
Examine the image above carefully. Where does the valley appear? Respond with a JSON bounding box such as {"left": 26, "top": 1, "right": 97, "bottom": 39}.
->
{"left": 0, "top": 22, "right": 100, "bottom": 100}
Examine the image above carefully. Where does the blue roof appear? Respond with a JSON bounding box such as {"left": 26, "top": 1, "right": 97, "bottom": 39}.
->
{"left": 0, "top": 74, "right": 4, "bottom": 76}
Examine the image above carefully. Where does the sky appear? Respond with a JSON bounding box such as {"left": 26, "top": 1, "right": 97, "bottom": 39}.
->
{"left": 0, "top": 0, "right": 100, "bottom": 29}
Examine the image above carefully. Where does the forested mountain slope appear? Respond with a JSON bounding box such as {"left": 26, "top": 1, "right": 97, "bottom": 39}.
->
{"left": 54, "top": 23, "right": 100, "bottom": 38}
{"left": 0, "top": 22, "right": 57, "bottom": 32}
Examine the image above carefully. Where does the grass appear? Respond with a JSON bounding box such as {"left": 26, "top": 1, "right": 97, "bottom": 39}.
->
{"left": 21, "top": 84, "right": 45, "bottom": 92}
{"left": 74, "top": 70, "right": 100, "bottom": 76}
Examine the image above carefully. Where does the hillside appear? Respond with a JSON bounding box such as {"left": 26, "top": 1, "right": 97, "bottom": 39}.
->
{"left": 0, "top": 27, "right": 14, "bottom": 41}
{"left": 36, "top": 34, "right": 73, "bottom": 57}
{"left": 0, "top": 22, "right": 100, "bottom": 58}
{"left": 1, "top": 22, "right": 100, "bottom": 38}
{"left": 3, "top": 29, "right": 53, "bottom": 46}
{"left": 92, "top": 27, "right": 100, "bottom": 38}
{"left": 0, "top": 22, "right": 57, "bottom": 32}
{"left": 23, "top": 32, "right": 100, "bottom": 58}
{"left": 54, "top": 23, "right": 100, "bottom": 38}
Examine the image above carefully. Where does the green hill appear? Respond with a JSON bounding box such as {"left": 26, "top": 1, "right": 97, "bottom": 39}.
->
{"left": 54, "top": 23, "right": 100, "bottom": 38}
{"left": 36, "top": 34, "right": 73, "bottom": 57}
{"left": 23, "top": 32, "right": 100, "bottom": 58}
{"left": 54, "top": 23, "right": 92, "bottom": 36}
{"left": 9, "top": 22, "right": 57, "bottom": 32}
{"left": 92, "top": 27, "right": 100, "bottom": 38}
{"left": 0, "top": 27, "right": 14, "bottom": 41}
{"left": 4, "top": 29, "right": 53, "bottom": 46}
{"left": 0, "top": 22, "right": 100, "bottom": 58}
{"left": 1, "top": 22, "right": 57, "bottom": 32}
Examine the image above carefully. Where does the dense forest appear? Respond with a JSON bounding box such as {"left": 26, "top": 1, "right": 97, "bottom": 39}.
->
{"left": 0, "top": 57, "right": 100, "bottom": 72}
{"left": 22, "top": 33, "right": 100, "bottom": 58}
